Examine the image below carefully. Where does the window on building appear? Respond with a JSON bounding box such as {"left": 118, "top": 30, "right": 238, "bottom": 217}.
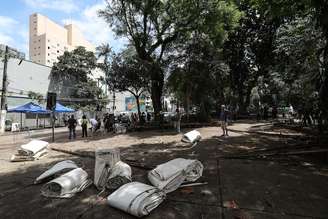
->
{"left": 57, "top": 50, "right": 59, "bottom": 53}
{"left": 38, "top": 40, "right": 40, "bottom": 42}
{"left": 48, "top": 46, "right": 50, "bottom": 49}
{"left": 48, "top": 53, "right": 50, "bottom": 56}
{"left": 48, "top": 39, "right": 50, "bottom": 42}
{"left": 38, "top": 46, "right": 40, "bottom": 49}
{"left": 57, "top": 43, "right": 60, "bottom": 46}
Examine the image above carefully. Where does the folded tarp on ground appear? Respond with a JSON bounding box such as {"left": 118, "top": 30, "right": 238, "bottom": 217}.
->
{"left": 148, "top": 158, "right": 203, "bottom": 193}
{"left": 41, "top": 168, "right": 91, "bottom": 198}
{"left": 181, "top": 130, "right": 201, "bottom": 144}
{"left": 107, "top": 182, "right": 166, "bottom": 217}
{"left": 11, "top": 139, "right": 48, "bottom": 162}
{"left": 106, "top": 161, "right": 132, "bottom": 190}
{"left": 34, "top": 160, "right": 78, "bottom": 184}
{"left": 94, "top": 148, "right": 120, "bottom": 190}
{"left": 18, "top": 140, "right": 49, "bottom": 156}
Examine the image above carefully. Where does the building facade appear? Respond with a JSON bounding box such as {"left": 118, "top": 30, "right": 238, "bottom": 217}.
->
{"left": 29, "top": 13, "right": 94, "bottom": 66}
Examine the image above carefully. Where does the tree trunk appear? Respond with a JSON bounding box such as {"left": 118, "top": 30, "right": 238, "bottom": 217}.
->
{"left": 135, "top": 95, "right": 142, "bottom": 122}
{"left": 150, "top": 64, "right": 164, "bottom": 121}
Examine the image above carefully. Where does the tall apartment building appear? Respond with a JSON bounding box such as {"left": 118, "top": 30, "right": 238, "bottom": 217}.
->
{"left": 29, "top": 13, "right": 95, "bottom": 66}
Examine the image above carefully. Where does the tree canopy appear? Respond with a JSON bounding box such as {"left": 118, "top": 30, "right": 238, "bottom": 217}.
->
{"left": 49, "top": 47, "right": 103, "bottom": 110}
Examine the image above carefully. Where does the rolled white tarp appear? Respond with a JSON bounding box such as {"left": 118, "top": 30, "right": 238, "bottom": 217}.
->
{"left": 18, "top": 140, "right": 49, "bottom": 156}
{"left": 148, "top": 158, "right": 203, "bottom": 193}
{"left": 34, "top": 160, "right": 78, "bottom": 184}
{"left": 106, "top": 161, "right": 132, "bottom": 190}
{"left": 107, "top": 182, "right": 166, "bottom": 217}
{"left": 181, "top": 130, "right": 201, "bottom": 144}
{"left": 41, "top": 168, "right": 91, "bottom": 198}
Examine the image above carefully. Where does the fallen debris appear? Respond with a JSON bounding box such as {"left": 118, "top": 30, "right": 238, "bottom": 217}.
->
{"left": 148, "top": 158, "right": 203, "bottom": 193}
{"left": 34, "top": 160, "right": 78, "bottom": 184}
{"left": 106, "top": 161, "right": 132, "bottom": 190}
{"left": 50, "top": 146, "right": 153, "bottom": 170}
{"left": 179, "top": 182, "right": 208, "bottom": 188}
{"left": 10, "top": 140, "right": 48, "bottom": 162}
{"left": 181, "top": 130, "right": 202, "bottom": 144}
{"left": 41, "top": 168, "right": 92, "bottom": 198}
{"left": 107, "top": 182, "right": 166, "bottom": 217}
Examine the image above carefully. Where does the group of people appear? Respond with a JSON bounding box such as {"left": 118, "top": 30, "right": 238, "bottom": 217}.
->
{"left": 65, "top": 104, "right": 231, "bottom": 140}
{"left": 66, "top": 115, "right": 104, "bottom": 140}
{"left": 65, "top": 111, "right": 154, "bottom": 140}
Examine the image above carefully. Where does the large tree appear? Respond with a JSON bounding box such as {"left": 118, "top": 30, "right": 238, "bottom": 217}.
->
{"left": 99, "top": 0, "right": 241, "bottom": 120}
{"left": 251, "top": 0, "right": 328, "bottom": 126}
{"left": 49, "top": 46, "right": 102, "bottom": 109}
{"left": 108, "top": 50, "right": 150, "bottom": 119}
{"left": 223, "top": 0, "right": 281, "bottom": 113}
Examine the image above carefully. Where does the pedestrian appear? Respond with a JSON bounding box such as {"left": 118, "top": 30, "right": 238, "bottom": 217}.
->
{"left": 67, "top": 115, "right": 77, "bottom": 139}
{"left": 147, "top": 112, "right": 151, "bottom": 122}
{"left": 81, "top": 115, "right": 88, "bottom": 138}
{"left": 90, "top": 117, "right": 98, "bottom": 134}
{"left": 174, "top": 108, "right": 181, "bottom": 133}
{"left": 219, "top": 105, "right": 229, "bottom": 137}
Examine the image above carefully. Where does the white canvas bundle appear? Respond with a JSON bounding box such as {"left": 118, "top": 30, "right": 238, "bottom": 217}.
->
{"left": 107, "top": 182, "right": 166, "bottom": 217}
{"left": 94, "top": 148, "right": 120, "bottom": 190}
{"left": 148, "top": 158, "right": 203, "bottom": 193}
{"left": 35, "top": 160, "right": 78, "bottom": 184}
{"left": 181, "top": 130, "right": 201, "bottom": 143}
{"left": 106, "top": 161, "right": 132, "bottom": 190}
{"left": 18, "top": 140, "right": 49, "bottom": 156}
{"left": 41, "top": 168, "right": 91, "bottom": 198}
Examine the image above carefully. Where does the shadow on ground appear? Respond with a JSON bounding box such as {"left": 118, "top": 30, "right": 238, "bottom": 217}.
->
{"left": 1, "top": 131, "right": 328, "bottom": 218}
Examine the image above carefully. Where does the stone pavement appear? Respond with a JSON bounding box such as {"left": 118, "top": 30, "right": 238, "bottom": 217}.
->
{"left": 0, "top": 122, "right": 327, "bottom": 218}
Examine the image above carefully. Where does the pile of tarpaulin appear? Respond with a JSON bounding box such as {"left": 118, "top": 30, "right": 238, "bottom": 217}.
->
{"left": 10, "top": 140, "right": 48, "bottom": 162}
{"left": 33, "top": 130, "right": 204, "bottom": 217}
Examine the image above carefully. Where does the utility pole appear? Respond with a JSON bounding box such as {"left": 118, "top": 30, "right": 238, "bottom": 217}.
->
{"left": 0, "top": 46, "right": 9, "bottom": 134}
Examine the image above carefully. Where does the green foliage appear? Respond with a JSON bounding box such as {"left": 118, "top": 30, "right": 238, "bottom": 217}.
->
{"left": 108, "top": 50, "right": 150, "bottom": 117}
{"left": 168, "top": 37, "right": 229, "bottom": 121}
{"left": 99, "top": 0, "right": 242, "bottom": 119}
{"left": 27, "top": 91, "right": 44, "bottom": 104}
{"left": 49, "top": 47, "right": 103, "bottom": 109}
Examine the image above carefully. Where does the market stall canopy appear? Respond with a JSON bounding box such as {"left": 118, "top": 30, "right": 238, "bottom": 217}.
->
{"left": 54, "top": 103, "right": 75, "bottom": 113}
{"left": 8, "top": 102, "right": 48, "bottom": 113}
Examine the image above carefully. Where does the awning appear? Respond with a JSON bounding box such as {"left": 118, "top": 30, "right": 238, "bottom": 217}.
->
{"left": 8, "top": 102, "right": 48, "bottom": 113}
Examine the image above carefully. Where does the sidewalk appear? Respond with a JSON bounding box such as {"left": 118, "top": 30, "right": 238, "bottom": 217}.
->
{"left": 0, "top": 122, "right": 327, "bottom": 218}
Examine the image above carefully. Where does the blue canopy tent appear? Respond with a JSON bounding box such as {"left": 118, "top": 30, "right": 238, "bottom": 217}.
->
{"left": 8, "top": 102, "right": 48, "bottom": 129}
{"left": 8, "top": 102, "right": 48, "bottom": 113}
{"left": 54, "top": 103, "right": 75, "bottom": 113}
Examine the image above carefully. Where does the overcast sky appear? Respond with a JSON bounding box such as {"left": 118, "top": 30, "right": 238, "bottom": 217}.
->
{"left": 0, "top": 0, "right": 126, "bottom": 59}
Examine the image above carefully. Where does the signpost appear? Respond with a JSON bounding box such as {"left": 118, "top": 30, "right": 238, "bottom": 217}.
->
{"left": 46, "top": 92, "right": 56, "bottom": 142}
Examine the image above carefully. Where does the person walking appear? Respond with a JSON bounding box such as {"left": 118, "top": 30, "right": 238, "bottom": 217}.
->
{"left": 219, "top": 105, "right": 229, "bottom": 137}
{"left": 174, "top": 108, "right": 181, "bottom": 133}
{"left": 67, "top": 115, "right": 77, "bottom": 140}
{"left": 81, "top": 115, "right": 88, "bottom": 138}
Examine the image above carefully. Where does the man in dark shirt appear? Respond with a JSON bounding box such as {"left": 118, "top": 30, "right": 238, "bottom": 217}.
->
{"left": 67, "top": 115, "right": 77, "bottom": 139}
